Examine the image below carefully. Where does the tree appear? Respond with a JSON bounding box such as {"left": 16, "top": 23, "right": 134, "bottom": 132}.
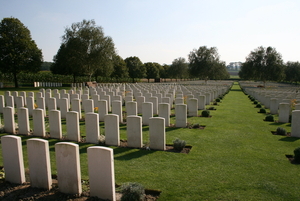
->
{"left": 0, "top": 17, "right": 43, "bottom": 88}
{"left": 285, "top": 61, "right": 300, "bottom": 83}
{"left": 209, "top": 61, "right": 230, "bottom": 80}
{"left": 188, "top": 46, "right": 221, "bottom": 81}
{"left": 169, "top": 57, "right": 188, "bottom": 81}
{"left": 144, "top": 62, "right": 160, "bottom": 82}
{"left": 110, "top": 55, "right": 128, "bottom": 82}
{"left": 240, "top": 46, "right": 285, "bottom": 86}
{"left": 51, "top": 37, "right": 85, "bottom": 82}
{"left": 52, "top": 19, "right": 116, "bottom": 82}
{"left": 160, "top": 64, "right": 170, "bottom": 82}
{"left": 124, "top": 56, "right": 146, "bottom": 82}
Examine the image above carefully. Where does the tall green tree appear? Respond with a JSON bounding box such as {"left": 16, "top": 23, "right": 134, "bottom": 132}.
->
{"left": 52, "top": 19, "right": 116, "bottom": 82}
{"left": 110, "top": 55, "right": 128, "bottom": 82}
{"left": 160, "top": 64, "right": 170, "bottom": 82}
{"left": 124, "top": 56, "right": 146, "bottom": 82}
{"left": 0, "top": 17, "right": 43, "bottom": 87}
{"left": 144, "top": 62, "right": 160, "bottom": 82}
{"left": 239, "top": 46, "right": 285, "bottom": 86}
{"left": 51, "top": 37, "right": 85, "bottom": 82}
{"left": 285, "top": 61, "right": 300, "bottom": 83}
{"left": 169, "top": 57, "right": 188, "bottom": 81}
{"left": 188, "top": 46, "right": 221, "bottom": 81}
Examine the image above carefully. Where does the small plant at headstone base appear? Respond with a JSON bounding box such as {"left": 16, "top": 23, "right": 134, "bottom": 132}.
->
{"left": 265, "top": 114, "right": 274, "bottom": 122}
{"left": 256, "top": 104, "right": 262, "bottom": 108}
{"left": 294, "top": 147, "right": 300, "bottom": 163}
{"left": 201, "top": 110, "right": 210, "bottom": 117}
{"left": 120, "top": 182, "right": 145, "bottom": 201}
{"left": 173, "top": 138, "right": 186, "bottom": 151}
{"left": 276, "top": 127, "right": 286, "bottom": 135}
{"left": 216, "top": 98, "right": 221, "bottom": 102}
{"left": 253, "top": 100, "right": 258, "bottom": 104}
{"left": 259, "top": 108, "right": 266, "bottom": 113}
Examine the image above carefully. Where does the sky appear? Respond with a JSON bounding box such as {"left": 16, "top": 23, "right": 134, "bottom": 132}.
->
{"left": 1, "top": 0, "right": 300, "bottom": 65}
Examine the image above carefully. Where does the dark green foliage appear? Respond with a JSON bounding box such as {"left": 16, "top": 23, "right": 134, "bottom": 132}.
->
{"left": 253, "top": 100, "right": 258, "bottom": 104}
{"left": 256, "top": 104, "right": 262, "bottom": 108}
{"left": 201, "top": 110, "right": 210, "bottom": 117}
{"left": 216, "top": 98, "right": 221, "bottom": 102}
{"left": 294, "top": 147, "right": 300, "bottom": 163}
{"left": 173, "top": 138, "right": 186, "bottom": 151}
{"left": 120, "top": 182, "right": 145, "bottom": 201}
{"left": 259, "top": 108, "right": 266, "bottom": 113}
{"left": 0, "top": 17, "right": 43, "bottom": 88}
{"left": 276, "top": 127, "right": 286, "bottom": 135}
{"left": 265, "top": 114, "right": 274, "bottom": 122}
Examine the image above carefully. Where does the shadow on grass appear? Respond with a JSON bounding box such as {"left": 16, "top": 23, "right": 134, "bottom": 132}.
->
{"left": 269, "top": 122, "right": 289, "bottom": 126}
{"left": 279, "top": 137, "right": 300, "bottom": 142}
{"left": 114, "top": 147, "right": 155, "bottom": 160}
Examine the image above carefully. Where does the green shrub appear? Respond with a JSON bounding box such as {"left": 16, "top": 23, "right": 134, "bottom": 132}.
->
{"left": 201, "top": 110, "right": 210, "bottom": 117}
{"left": 256, "top": 104, "right": 262, "bottom": 108}
{"left": 294, "top": 147, "right": 300, "bottom": 163}
{"left": 253, "top": 100, "right": 258, "bottom": 104}
{"left": 121, "top": 182, "right": 145, "bottom": 201}
{"left": 259, "top": 108, "right": 266, "bottom": 113}
{"left": 276, "top": 127, "right": 286, "bottom": 135}
{"left": 216, "top": 98, "right": 221, "bottom": 102}
{"left": 173, "top": 138, "right": 186, "bottom": 151}
{"left": 265, "top": 115, "right": 274, "bottom": 122}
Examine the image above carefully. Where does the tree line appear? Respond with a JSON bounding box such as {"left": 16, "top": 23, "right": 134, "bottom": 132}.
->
{"left": 3, "top": 17, "right": 299, "bottom": 88}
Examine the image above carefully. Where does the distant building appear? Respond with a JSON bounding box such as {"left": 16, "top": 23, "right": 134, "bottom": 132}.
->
{"left": 226, "top": 62, "right": 242, "bottom": 71}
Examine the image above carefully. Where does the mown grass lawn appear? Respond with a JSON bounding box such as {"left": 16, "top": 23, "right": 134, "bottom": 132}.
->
{"left": 0, "top": 82, "right": 299, "bottom": 200}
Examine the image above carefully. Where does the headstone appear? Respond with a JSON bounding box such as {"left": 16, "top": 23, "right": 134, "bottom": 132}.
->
{"left": 291, "top": 110, "right": 300, "bottom": 137}
{"left": 60, "top": 98, "right": 69, "bottom": 119}
{"left": 188, "top": 98, "right": 198, "bottom": 117}
{"left": 26, "top": 96, "right": 34, "bottom": 116}
{"left": 17, "top": 107, "right": 30, "bottom": 135}
{"left": 127, "top": 115, "right": 143, "bottom": 148}
{"left": 1, "top": 135, "right": 25, "bottom": 184}
{"left": 3, "top": 106, "right": 15, "bottom": 134}
{"left": 278, "top": 103, "right": 290, "bottom": 123}
{"left": 126, "top": 101, "right": 137, "bottom": 116}
{"left": 104, "top": 114, "right": 120, "bottom": 146}
{"left": 149, "top": 117, "right": 166, "bottom": 150}
{"left": 112, "top": 100, "right": 123, "bottom": 123}
{"left": 98, "top": 100, "right": 108, "bottom": 122}
{"left": 49, "top": 110, "right": 62, "bottom": 139}
{"left": 175, "top": 104, "right": 187, "bottom": 127}
{"left": 48, "top": 97, "right": 57, "bottom": 111}
{"left": 158, "top": 103, "right": 170, "bottom": 127}
{"left": 136, "top": 96, "right": 145, "bottom": 114}
{"left": 149, "top": 96, "right": 158, "bottom": 115}
{"left": 66, "top": 111, "right": 80, "bottom": 142}
{"left": 198, "top": 95, "right": 206, "bottom": 110}
{"left": 87, "top": 146, "right": 115, "bottom": 200}
{"left": 32, "top": 108, "right": 46, "bottom": 137}
{"left": 71, "top": 99, "right": 82, "bottom": 119}
{"left": 270, "top": 98, "right": 278, "bottom": 114}
{"left": 85, "top": 112, "right": 100, "bottom": 144}
{"left": 142, "top": 102, "right": 153, "bottom": 126}
{"left": 55, "top": 142, "right": 82, "bottom": 195}
{"left": 6, "top": 95, "right": 14, "bottom": 107}
{"left": 15, "top": 96, "right": 24, "bottom": 108}
{"left": 0, "top": 95, "right": 4, "bottom": 113}
{"left": 83, "top": 99, "right": 94, "bottom": 113}
{"left": 27, "top": 138, "right": 52, "bottom": 190}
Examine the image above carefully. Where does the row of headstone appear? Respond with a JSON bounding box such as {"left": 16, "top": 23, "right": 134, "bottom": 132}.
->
{"left": 34, "top": 82, "right": 62, "bottom": 87}
{"left": 1, "top": 135, "right": 115, "bottom": 200}
{"left": 2, "top": 105, "right": 167, "bottom": 149}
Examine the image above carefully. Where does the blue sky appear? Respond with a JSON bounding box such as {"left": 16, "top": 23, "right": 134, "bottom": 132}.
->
{"left": 1, "top": 0, "right": 300, "bottom": 65}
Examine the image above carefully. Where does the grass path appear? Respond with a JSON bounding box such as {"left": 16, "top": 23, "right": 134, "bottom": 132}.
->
{"left": 115, "top": 82, "right": 300, "bottom": 200}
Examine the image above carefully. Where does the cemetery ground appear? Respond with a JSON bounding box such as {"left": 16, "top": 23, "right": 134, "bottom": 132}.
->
{"left": 0, "top": 82, "right": 299, "bottom": 200}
